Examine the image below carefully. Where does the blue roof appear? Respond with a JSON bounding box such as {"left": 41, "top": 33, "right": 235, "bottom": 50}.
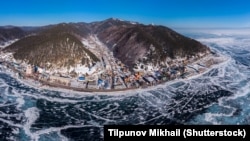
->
{"left": 98, "top": 79, "right": 103, "bottom": 85}
{"left": 78, "top": 76, "right": 85, "bottom": 80}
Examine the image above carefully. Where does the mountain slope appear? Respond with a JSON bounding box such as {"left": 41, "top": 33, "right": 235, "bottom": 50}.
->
{"left": 0, "top": 27, "right": 26, "bottom": 46}
{"left": 95, "top": 19, "right": 210, "bottom": 66}
{"left": 4, "top": 24, "right": 99, "bottom": 69}
{"left": 3, "top": 18, "right": 210, "bottom": 70}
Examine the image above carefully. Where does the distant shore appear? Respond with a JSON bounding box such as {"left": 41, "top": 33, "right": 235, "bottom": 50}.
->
{"left": 0, "top": 52, "right": 229, "bottom": 94}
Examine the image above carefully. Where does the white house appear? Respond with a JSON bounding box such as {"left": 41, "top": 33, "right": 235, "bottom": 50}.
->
{"left": 26, "top": 65, "right": 33, "bottom": 75}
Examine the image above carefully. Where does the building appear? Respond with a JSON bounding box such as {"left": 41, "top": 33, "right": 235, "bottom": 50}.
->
{"left": 49, "top": 76, "right": 71, "bottom": 86}
{"left": 78, "top": 76, "right": 85, "bottom": 82}
{"left": 26, "top": 65, "right": 33, "bottom": 75}
{"left": 37, "top": 67, "right": 45, "bottom": 74}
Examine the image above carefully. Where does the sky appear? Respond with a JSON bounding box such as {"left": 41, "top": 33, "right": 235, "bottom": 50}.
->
{"left": 1, "top": 0, "right": 250, "bottom": 28}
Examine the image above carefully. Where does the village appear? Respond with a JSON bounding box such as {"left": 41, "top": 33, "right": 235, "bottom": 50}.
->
{"left": 0, "top": 34, "right": 225, "bottom": 92}
{"left": 0, "top": 45, "right": 222, "bottom": 92}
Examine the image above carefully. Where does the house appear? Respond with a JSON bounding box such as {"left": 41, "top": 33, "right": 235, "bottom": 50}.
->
{"left": 37, "top": 67, "right": 45, "bottom": 74}
{"left": 78, "top": 76, "right": 85, "bottom": 82}
{"left": 26, "top": 65, "right": 33, "bottom": 75}
{"left": 49, "top": 76, "right": 71, "bottom": 86}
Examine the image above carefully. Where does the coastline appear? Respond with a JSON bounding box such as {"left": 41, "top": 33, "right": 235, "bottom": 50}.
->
{"left": 0, "top": 52, "right": 230, "bottom": 95}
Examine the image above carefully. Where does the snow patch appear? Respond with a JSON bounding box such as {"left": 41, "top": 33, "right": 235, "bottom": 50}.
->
{"left": 0, "top": 39, "right": 19, "bottom": 49}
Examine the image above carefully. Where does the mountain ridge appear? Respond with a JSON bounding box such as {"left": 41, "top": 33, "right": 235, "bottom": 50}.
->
{"left": 2, "top": 18, "right": 210, "bottom": 70}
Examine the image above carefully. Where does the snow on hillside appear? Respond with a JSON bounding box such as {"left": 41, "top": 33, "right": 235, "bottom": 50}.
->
{"left": 47, "top": 63, "right": 101, "bottom": 76}
{"left": 0, "top": 39, "right": 18, "bottom": 49}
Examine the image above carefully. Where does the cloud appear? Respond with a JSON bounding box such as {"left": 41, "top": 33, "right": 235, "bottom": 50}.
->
{"left": 197, "top": 37, "right": 235, "bottom": 46}
{"left": 203, "top": 29, "right": 250, "bottom": 36}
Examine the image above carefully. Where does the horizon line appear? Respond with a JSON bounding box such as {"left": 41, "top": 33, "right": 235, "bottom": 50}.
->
{"left": 0, "top": 17, "right": 249, "bottom": 29}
